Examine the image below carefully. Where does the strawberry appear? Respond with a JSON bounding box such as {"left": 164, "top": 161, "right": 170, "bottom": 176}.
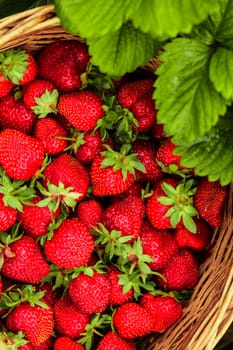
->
{"left": 156, "top": 249, "right": 199, "bottom": 291}
{"left": 68, "top": 271, "right": 111, "bottom": 314}
{"left": 107, "top": 268, "right": 134, "bottom": 306}
{"left": 132, "top": 91, "right": 157, "bottom": 132}
{"left": 0, "top": 193, "right": 17, "bottom": 231}
{"left": 145, "top": 177, "right": 178, "bottom": 229}
{"left": 151, "top": 120, "right": 166, "bottom": 140}
{"left": 58, "top": 90, "right": 104, "bottom": 131}
{"left": 33, "top": 116, "right": 68, "bottom": 156}
{"left": 42, "top": 153, "right": 90, "bottom": 205}
{"left": 44, "top": 218, "right": 94, "bottom": 269}
{"left": 54, "top": 337, "right": 84, "bottom": 350}
{"left": 23, "top": 79, "right": 58, "bottom": 117}
{"left": 140, "top": 220, "right": 178, "bottom": 271}
{"left": 102, "top": 195, "right": 145, "bottom": 241}
{"left": 0, "top": 48, "right": 38, "bottom": 85}
{"left": 174, "top": 217, "right": 211, "bottom": 251}
{"left": 140, "top": 293, "right": 183, "bottom": 333}
{"left": 76, "top": 199, "right": 103, "bottom": 229}
{"left": 0, "top": 71, "right": 14, "bottom": 97}
{"left": 18, "top": 196, "right": 60, "bottom": 239}
{"left": 91, "top": 145, "right": 145, "bottom": 197}
{"left": 132, "top": 139, "right": 163, "bottom": 183}
{"left": 113, "top": 302, "right": 155, "bottom": 339}
{"left": 2, "top": 236, "right": 50, "bottom": 284}
{"left": 0, "top": 129, "right": 44, "bottom": 180}
{"left": 31, "top": 337, "right": 53, "bottom": 350}
{"left": 38, "top": 40, "right": 89, "bottom": 92}
{"left": 117, "top": 79, "right": 154, "bottom": 110}
{"left": 145, "top": 177, "right": 198, "bottom": 232}
{"left": 156, "top": 138, "right": 185, "bottom": 170}
{"left": 53, "top": 295, "right": 90, "bottom": 339}
{"left": 0, "top": 94, "right": 36, "bottom": 134}
{"left": 194, "top": 178, "right": 228, "bottom": 227}
{"left": 73, "top": 130, "right": 103, "bottom": 164}
{"left": 97, "top": 331, "right": 136, "bottom": 350}
{"left": 6, "top": 301, "right": 54, "bottom": 346}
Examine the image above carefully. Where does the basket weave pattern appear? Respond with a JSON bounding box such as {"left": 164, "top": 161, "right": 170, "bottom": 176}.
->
{"left": 0, "top": 5, "right": 232, "bottom": 350}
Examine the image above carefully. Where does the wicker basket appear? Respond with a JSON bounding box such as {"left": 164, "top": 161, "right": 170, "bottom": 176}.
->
{"left": 0, "top": 5, "right": 232, "bottom": 350}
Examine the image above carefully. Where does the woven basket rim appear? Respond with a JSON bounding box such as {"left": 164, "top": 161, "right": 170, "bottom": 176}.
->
{"left": 0, "top": 5, "right": 232, "bottom": 350}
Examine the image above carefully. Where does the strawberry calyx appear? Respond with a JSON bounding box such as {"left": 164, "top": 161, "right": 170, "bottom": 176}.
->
{"left": 78, "top": 313, "right": 112, "bottom": 350}
{"left": 36, "top": 180, "right": 82, "bottom": 211}
{"left": 0, "top": 49, "right": 29, "bottom": 85}
{"left": 0, "top": 224, "right": 23, "bottom": 269}
{"left": 32, "top": 89, "right": 59, "bottom": 118}
{"left": 0, "top": 331, "right": 29, "bottom": 350}
{"left": 158, "top": 179, "right": 198, "bottom": 233}
{"left": 0, "top": 284, "right": 48, "bottom": 313}
{"left": 100, "top": 144, "right": 146, "bottom": 181}
{"left": 157, "top": 160, "right": 192, "bottom": 179}
{"left": 0, "top": 168, "right": 36, "bottom": 212}
{"left": 91, "top": 223, "right": 133, "bottom": 263}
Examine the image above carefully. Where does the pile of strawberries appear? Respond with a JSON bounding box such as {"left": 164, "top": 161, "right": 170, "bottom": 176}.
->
{"left": 0, "top": 39, "right": 228, "bottom": 350}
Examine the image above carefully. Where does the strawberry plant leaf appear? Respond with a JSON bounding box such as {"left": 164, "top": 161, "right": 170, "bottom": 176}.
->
{"left": 54, "top": 0, "right": 140, "bottom": 38}
{"left": 175, "top": 115, "right": 233, "bottom": 185}
{"left": 87, "top": 21, "right": 161, "bottom": 78}
{"left": 154, "top": 38, "right": 228, "bottom": 145}
{"left": 215, "top": 0, "right": 233, "bottom": 49}
{"left": 131, "top": 0, "right": 222, "bottom": 40}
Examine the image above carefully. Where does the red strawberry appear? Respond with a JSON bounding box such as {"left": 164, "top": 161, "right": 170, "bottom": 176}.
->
{"left": 140, "top": 220, "right": 178, "bottom": 271}
{"left": 18, "top": 196, "right": 60, "bottom": 239}
{"left": 0, "top": 71, "right": 14, "bottom": 97}
{"left": 43, "top": 153, "right": 90, "bottom": 203}
{"left": 132, "top": 91, "right": 157, "bottom": 132}
{"left": 156, "top": 138, "right": 185, "bottom": 170}
{"left": 33, "top": 116, "right": 68, "bottom": 156}
{"left": 31, "top": 337, "right": 53, "bottom": 350}
{"left": 97, "top": 331, "right": 136, "bottom": 350}
{"left": 76, "top": 199, "right": 103, "bottom": 229}
{"left": 107, "top": 268, "right": 134, "bottom": 306}
{"left": 73, "top": 130, "right": 102, "bottom": 164}
{"left": 68, "top": 271, "right": 111, "bottom": 314}
{"left": 6, "top": 301, "right": 54, "bottom": 346}
{"left": 44, "top": 218, "right": 94, "bottom": 269}
{"left": 151, "top": 120, "right": 166, "bottom": 140}
{"left": 0, "top": 48, "right": 38, "bottom": 85}
{"left": 117, "top": 79, "right": 154, "bottom": 110}
{"left": 194, "top": 178, "right": 228, "bottom": 227}
{"left": 38, "top": 40, "right": 89, "bottom": 92}
{"left": 37, "top": 282, "right": 61, "bottom": 306}
{"left": 113, "top": 302, "right": 155, "bottom": 339}
{"left": 156, "top": 249, "right": 199, "bottom": 291}
{"left": 0, "top": 193, "right": 17, "bottom": 231}
{"left": 102, "top": 195, "right": 145, "bottom": 241}
{"left": 0, "top": 129, "right": 44, "bottom": 180}
{"left": 145, "top": 177, "right": 198, "bottom": 232}
{"left": 58, "top": 90, "right": 104, "bottom": 131}
{"left": 53, "top": 296, "right": 90, "bottom": 339}
{"left": 132, "top": 139, "right": 163, "bottom": 183}
{"left": 23, "top": 79, "right": 58, "bottom": 117}
{"left": 140, "top": 293, "right": 183, "bottom": 333}
{"left": 2, "top": 236, "right": 50, "bottom": 284}
{"left": 174, "top": 217, "right": 211, "bottom": 251}
{"left": 0, "top": 94, "right": 36, "bottom": 134}
{"left": 145, "top": 177, "right": 178, "bottom": 229}
{"left": 54, "top": 337, "right": 84, "bottom": 350}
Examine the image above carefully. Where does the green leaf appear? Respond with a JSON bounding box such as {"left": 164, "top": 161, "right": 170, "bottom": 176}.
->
{"left": 131, "top": 0, "right": 222, "bottom": 40}
{"left": 182, "top": 212, "right": 197, "bottom": 233}
{"left": 209, "top": 47, "right": 233, "bottom": 100}
{"left": 176, "top": 114, "right": 233, "bottom": 185}
{"left": 154, "top": 38, "right": 228, "bottom": 144}
{"left": 88, "top": 21, "right": 160, "bottom": 78}
{"left": 215, "top": 0, "right": 233, "bottom": 49}
{"left": 54, "top": 0, "right": 140, "bottom": 37}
